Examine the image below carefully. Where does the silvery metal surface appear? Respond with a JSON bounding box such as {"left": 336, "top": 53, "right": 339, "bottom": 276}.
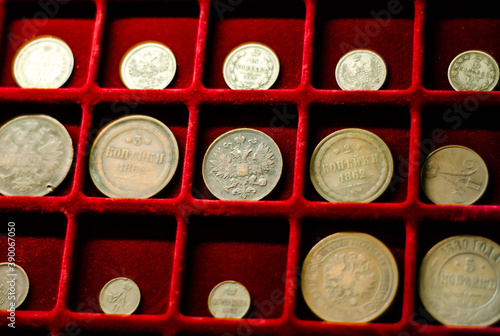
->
{"left": 99, "top": 277, "right": 141, "bottom": 315}
{"left": 208, "top": 280, "right": 251, "bottom": 318}
{"left": 0, "top": 263, "right": 29, "bottom": 310}
{"left": 335, "top": 49, "right": 387, "bottom": 90}
{"left": 448, "top": 50, "right": 499, "bottom": 91}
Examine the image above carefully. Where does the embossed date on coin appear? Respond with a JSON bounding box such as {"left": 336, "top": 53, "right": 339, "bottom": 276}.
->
{"left": 448, "top": 50, "right": 499, "bottom": 91}
{"left": 208, "top": 280, "right": 251, "bottom": 318}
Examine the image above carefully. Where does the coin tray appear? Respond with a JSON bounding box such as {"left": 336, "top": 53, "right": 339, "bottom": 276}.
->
{"left": 1, "top": 0, "right": 500, "bottom": 335}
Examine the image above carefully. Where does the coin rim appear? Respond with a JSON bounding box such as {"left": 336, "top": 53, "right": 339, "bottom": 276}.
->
{"left": 119, "top": 40, "right": 177, "bottom": 90}
{"left": 207, "top": 280, "right": 251, "bottom": 318}
{"left": 99, "top": 277, "right": 141, "bottom": 315}
{"left": 12, "top": 35, "right": 75, "bottom": 89}
{"left": 89, "top": 114, "right": 179, "bottom": 199}
{"left": 300, "top": 232, "right": 399, "bottom": 322}
{"left": 335, "top": 48, "right": 388, "bottom": 91}
{"left": 201, "top": 127, "right": 283, "bottom": 201}
{"left": 447, "top": 50, "right": 499, "bottom": 91}
{"left": 222, "top": 42, "right": 281, "bottom": 90}
{"left": 0, "top": 262, "right": 30, "bottom": 310}
{"left": 420, "top": 144, "right": 489, "bottom": 205}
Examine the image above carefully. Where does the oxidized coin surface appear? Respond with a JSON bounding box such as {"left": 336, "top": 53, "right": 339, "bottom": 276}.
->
{"left": 448, "top": 50, "right": 499, "bottom": 91}
{"left": 301, "top": 232, "right": 399, "bottom": 322}
{"left": 0, "top": 115, "right": 74, "bottom": 196}
{"left": 0, "top": 263, "right": 30, "bottom": 310}
{"left": 421, "top": 145, "right": 488, "bottom": 205}
{"left": 335, "top": 49, "right": 387, "bottom": 90}
{"left": 208, "top": 280, "right": 251, "bottom": 318}
{"left": 419, "top": 235, "right": 500, "bottom": 326}
{"left": 13, "top": 35, "right": 74, "bottom": 88}
{"left": 223, "top": 42, "right": 280, "bottom": 90}
{"left": 202, "top": 128, "right": 282, "bottom": 201}
{"left": 89, "top": 115, "right": 179, "bottom": 198}
{"left": 99, "top": 277, "right": 141, "bottom": 315}
{"left": 310, "top": 128, "right": 393, "bottom": 203}
{"left": 120, "top": 41, "right": 177, "bottom": 89}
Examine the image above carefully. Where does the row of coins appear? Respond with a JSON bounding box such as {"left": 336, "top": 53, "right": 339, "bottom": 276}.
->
{"left": 0, "top": 114, "right": 489, "bottom": 205}
{"left": 3, "top": 233, "right": 499, "bottom": 327}
{"left": 11, "top": 35, "right": 500, "bottom": 91}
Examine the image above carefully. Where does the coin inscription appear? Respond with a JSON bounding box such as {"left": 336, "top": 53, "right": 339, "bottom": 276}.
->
{"left": 120, "top": 41, "right": 177, "bottom": 89}
{"left": 301, "top": 232, "right": 398, "bottom": 322}
{"left": 223, "top": 42, "right": 280, "bottom": 90}
{"left": 335, "top": 49, "right": 387, "bottom": 90}
{"left": 0, "top": 263, "right": 30, "bottom": 310}
{"left": 419, "top": 235, "right": 500, "bottom": 326}
{"left": 0, "top": 115, "right": 74, "bottom": 196}
{"left": 208, "top": 280, "right": 251, "bottom": 318}
{"left": 421, "top": 145, "right": 488, "bottom": 205}
{"left": 202, "top": 128, "right": 282, "bottom": 201}
{"left": 99, "top": 277, "right": 141, "bottom": 315}
{"left": 448, "top": 50, "right": 499, "bottom": 91}
{"left": 310, "top": 128, "right": 393, "bottom": 203}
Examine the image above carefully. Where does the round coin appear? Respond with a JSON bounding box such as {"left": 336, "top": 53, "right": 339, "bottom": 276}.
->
{"left": 0, "top": 114, "right": 74, "bottom": 196}
{"left": 0, "top": 263, "right": 30, "bottom": 310}
{"left": 419, "top": 235, "right": 500, "bottom": 326}
{"left": 310, "top": 128, "right": 393, "bottom": 203}
{"left": 89, "top": 115, "right": 179, "bottom": 198}
{"left": 202, "top": 128, "right": 283, "bottom": 201}
{"left": 421, "top": 145, "right": 488, "bottom": 205}
{"left": 99, "top": 277, "right": 141, "bottom": 315}
{"left": 335, "top": 49, "right": 387, "bottom": 90}
{"left": 448, "top": 50, "right": 499, "bottom": 91}
{"left": 223, "top": 42, "right": 280, "bottom": 90}
{"left": 12, "top": 35, "right": 74, "bottom": 88}
{"left": 120, "top": 41, "right": 177, "bottom": 89}
{"left": 301, "top": 232, "right": 399, "bottom": 322}
{"left": 208, "top": 280, "right": 251, "bottom": 318}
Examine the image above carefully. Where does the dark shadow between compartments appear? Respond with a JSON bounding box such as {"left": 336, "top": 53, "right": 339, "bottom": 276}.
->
{"left": 0, "top": 328, "right": 51, "bottom": 336}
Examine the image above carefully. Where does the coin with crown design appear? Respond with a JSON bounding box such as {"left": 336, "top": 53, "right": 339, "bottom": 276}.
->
{"left": 335, "top": 49, "right": 387, "bottom": 90}
{"left": 448, "top": 50, "right": 499, "bottom": 91}
{"left": 99, "top": 277, "right": 141, "bottom": 315}
{"left": 208, "top": 280, "right": 251, "bottom": 318}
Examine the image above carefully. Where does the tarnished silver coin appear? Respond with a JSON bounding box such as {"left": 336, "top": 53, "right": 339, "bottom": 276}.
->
{"left": 12, "top": 35, "right": 74, "bottom": 88}
{"left": 208, "top": 280, "right": 251, "bottom": 318}
{"left": 0, "top": 263, "right": 30, "bottom": 310}
{"left": 419, "top": 235, "right": 500, "bottom": 326}
{"left": 202, "top": 128, "right": 282, "bottom": 201}
{"left": 89, "top": 115, "right": 179, "bottom": 199}
{"left": 335, "top": 49, "right": 387, "bottom": 90}
{"left": 421, "top": 145, "right": 488, "bottom": 205}
{"left": 310, "top": 128, "right": 393, "bottom": 203}
{"left": 301, "top": 232, "right": 398, "bottom": 322}
{"left": 0, "top": 115, "right": 74, "bottom": 196}
{"left": 120, "top": 41, "right": 177, "bottom": 89}
{"left": 448, "top": 50, "right": 499, "bottom": 91}
{"left": 223, "top": 42, "right": 280, "bottom": 90}
{"left": 99, "top": 277, "right": 141, "bottom": 315}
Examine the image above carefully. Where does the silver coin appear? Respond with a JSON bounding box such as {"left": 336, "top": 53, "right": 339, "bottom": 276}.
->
{"left": 0, "top": 263, "right": 30, "bottom": 310}
{"left": 310, "top": 128, "right": 393, "bottom": 203}
{"left": 99, "top": 277, "right": 141, "bottom": 315}
{"left": 202, "top": 128, "right": 283, "bottom": 201}
{"left": 12, "top": 35, "right": 74, "bottom": 89}
{"left": 208, "top": 280, "right": 251, "bottom": 318}
{"left": 89, "top": 115, "right": 179, "bottom": 199}
{"left": 448, "top": 50, "right": 499, "bottom": 91}
{"left": 421, "top": 145, "right": 488, "bottom": 205}
{"left": 335, "top": 49, "right": 387, "bottom": 90}
{"left": 223, "top": 42, "right": 280, "bottom": 90}
{"left": 419, "top": 235, "right": 500, "bottom": 326}
{"left": 301, "top": 232, "right": 399, "bottom": 322}
{"left": 120, "top": 41, "right": 177, "bottom": 90}
{"left": 0, "top": 114, "right": 74, "bottom": 196}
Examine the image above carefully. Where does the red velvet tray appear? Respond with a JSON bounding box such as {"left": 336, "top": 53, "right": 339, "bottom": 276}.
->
{"left": 1, "top": 0, "right": 500, "bottom": 335}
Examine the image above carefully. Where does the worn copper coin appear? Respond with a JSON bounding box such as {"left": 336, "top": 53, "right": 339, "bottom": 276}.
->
{"left": 335, "top": 49, "right": 387, "bottom": 90}
{"left": 208, "top": 280, "right": 251, "bottom": 318}
{"left": 99, "top": 277, "right": 141, "bottom": 315}
{"left": 448, "top": 50, "right": 499, "bottom": 91}
{"left": 0, "top": 263, "right": 30, "bottom": 310}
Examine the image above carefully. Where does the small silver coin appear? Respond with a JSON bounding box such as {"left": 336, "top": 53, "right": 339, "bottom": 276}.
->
{"left": 120, "top": 41, "right": 177, "bottom": 89}
{"left": 310, "top": 128, "right": 393, "bottom": 203}
{"left": 0, "top": 114, "right": 74, "bottom": 196}
{"left": 421, "top": 145, "right": 488, "bottom": 205}
{"left": 419, "top": 235, "right": 500, "bottom": 326}
{"left": 12, "top": 35, "right": 74, "bottom": 88}
{"left": 202, "top": 128, "right": 283, "bottom": 201}
{"left": 208, "top": 280, "right": 251, "bottom": 318}
{"left": 99, "top": 277, "right": 141, "bottom": 315}
{"left": 89, "top": 115, "right": 179, "bottom": 199}
{"left": 448, "top": 50, "right": 499, "bottom": 91}
{"left": 223, "top": 42, "right": 280, "bottom": 90}
{"left": 335, "top": 49, "right": 387, "bottom": 90}
{"left": 0, "top": 263, "right": 30, "bottom": 310}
